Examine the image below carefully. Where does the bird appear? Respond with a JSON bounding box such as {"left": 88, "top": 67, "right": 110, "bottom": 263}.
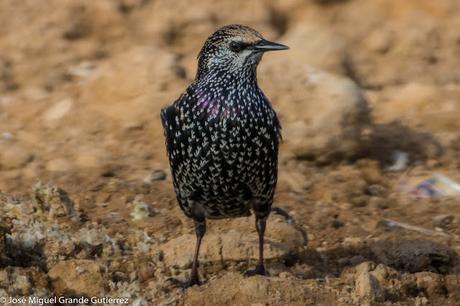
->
{"left": 160, "top": 24, "right": 288, "bottom": 286}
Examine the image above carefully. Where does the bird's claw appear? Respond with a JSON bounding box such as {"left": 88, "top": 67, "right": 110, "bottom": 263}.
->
{"left": 187, "top": 273, "right": 201, "bottom": 287}
{"left": 244, "top": 263, "right": 267, "bottom": 277}
{"left": 166, "top": 275, "right": 201, "bottom": 289}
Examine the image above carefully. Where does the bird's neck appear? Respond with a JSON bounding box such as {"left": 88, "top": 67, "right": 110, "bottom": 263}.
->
{"left": 191, "top": 68, "right": 264, "bottom": 114}
{"left": 195, "top": 67, "right": 259, "bottom": 93}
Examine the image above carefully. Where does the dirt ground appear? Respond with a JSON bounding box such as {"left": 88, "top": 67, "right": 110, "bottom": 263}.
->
{"left": 1, "top": 0, "right": 460, "bottom": 305}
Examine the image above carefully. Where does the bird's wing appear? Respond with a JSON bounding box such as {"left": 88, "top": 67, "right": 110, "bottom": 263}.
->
{"left": 160, "top": 101, "right": 184, "bottom": 191}
{"left": 162, "top": 91, "right": 207, "bottom": 195}
{"left": 273, "top": 111, "right": 282, "bottom": 142}
{"left": 160, "top": 104, "right": 179, "bottom": 156}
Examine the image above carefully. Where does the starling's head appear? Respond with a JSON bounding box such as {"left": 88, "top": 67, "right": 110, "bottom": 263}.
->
{"left": 196, "top": 24, "right": 288, "bottom": 79}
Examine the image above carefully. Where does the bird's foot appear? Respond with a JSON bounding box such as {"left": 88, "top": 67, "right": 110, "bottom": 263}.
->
{"left": 243, "top": 263, "right": 267, "bottom": 277}
{"left": 187, "top": 273, "right": 201, "bottom": 287}
{"left": 166, "top": 274, "right": 201, "bottom": 289}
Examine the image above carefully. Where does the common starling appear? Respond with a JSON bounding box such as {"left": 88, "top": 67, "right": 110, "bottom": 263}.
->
{"left": 161, "top": 24, "right": 288, "bottom": 286}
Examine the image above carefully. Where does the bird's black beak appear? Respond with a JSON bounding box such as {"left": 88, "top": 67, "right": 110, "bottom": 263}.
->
{"left": 254, "top": 39, "right": 289, "bottom": 51}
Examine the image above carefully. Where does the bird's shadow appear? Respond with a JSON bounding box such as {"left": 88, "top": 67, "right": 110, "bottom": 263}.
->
{"left": 277, "top": 237, "right": 458, "bottom": 279}
{"left": 356, "top": 120, "right": 443, "bottom": 167}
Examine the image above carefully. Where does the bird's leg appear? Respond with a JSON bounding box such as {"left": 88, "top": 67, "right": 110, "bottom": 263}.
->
{"left": 255, "top": 216, "right": 267, "bottom": 274}
{"left": 244, "top": 215, "right": 268, "bottom": 276}
{"left": 188, "top": 218, "right": 206, "bottom": 287}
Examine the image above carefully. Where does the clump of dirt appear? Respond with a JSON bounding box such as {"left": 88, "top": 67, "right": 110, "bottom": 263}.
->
{"left": 1, "top": 0, "right": 460, "bottom": 305}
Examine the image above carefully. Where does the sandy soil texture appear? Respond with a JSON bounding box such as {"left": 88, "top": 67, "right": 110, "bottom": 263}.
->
{"left": 1, "top": 0, "right": 460, "bottom": 305}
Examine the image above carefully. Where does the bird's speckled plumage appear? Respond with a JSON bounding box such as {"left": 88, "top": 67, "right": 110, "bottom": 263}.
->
{"left": 160, "top": 24, "right": 288, "bottom": 286}
{"left": 161, "top": 24, "right": 281, "bottom": 220}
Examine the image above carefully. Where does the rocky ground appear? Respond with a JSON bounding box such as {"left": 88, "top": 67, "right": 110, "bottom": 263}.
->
{"left": 1, "top": 0, "right": 460, "bottom": 305}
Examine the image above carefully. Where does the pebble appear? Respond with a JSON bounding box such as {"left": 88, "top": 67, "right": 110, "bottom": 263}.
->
{"left": 368, "top": 196, "right": 389, "bottom": 210}
{"left": 33, "top": 182, "right": 76, "bottom": 219}
{"left": 367, "top": 184, "right": 387, "bottom": 196}
{"left": 355, "top": 271, "right": 384, "bottom": 302}
{"left": 1, "top": 132, "right": 13, "bottom": 140}
{"left": 370, "top": 264, "right": 390, "bottom": 283}
{"left": 67, "top": 61, "right": 97, "bottom": 79}
{"left": 43, "top": 98, "right": 74, "bottom": 121}
{"left": 414, "top": 297, "right": 429, "bottom": 306}
{"left": 355, "top": 262, "right": 373, "bottom": 275}
{"left": 130, "top": 196, "right": 156, "bottom": 220}
{"left": 143, "top": 169, "right": 167, "bottom": 183}
{"left": 350, "top": 195, "right": 369, "bottom": 207}
{"left": 123, "top": 120, "right": 145, "bottom": 131}
{"left": 432, "top": 214, "right": 454, "bottom": 228}
{"left": 342, "top": 237, "right": 363, "bottom": 246}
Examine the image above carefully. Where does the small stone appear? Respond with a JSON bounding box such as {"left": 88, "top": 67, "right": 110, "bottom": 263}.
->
{"left": 432, "top": 214, "right": 454, "bottom": 228}
{"left": 278, "top": 272, "right": 291, "bottom": 279}
{"left": 1, "top": 132, "right": 13, "bottom": 140}
{"left": 351, "top": 195, "right": 369, "bottom": 207}
{"left": 32, "top": 182, "right": 76, "bottom": 219}
{"left": 130, "top": 196, "right": 156, "bottom": 221}
{"left": 369, "top": 197, "right": 389, "bottom": 209}
{"left": 387, "top": 151, "right": 409, "bottom": 172}
{"left": 67, "top": 61, "right": 96, "bottom": 79}
{"left": 143, "top": 169, "right": 167, "bottom": 183}
{"left": 43, "top": 98, "right": 74, "bottom": 121}
{"left": 367, "top": 184, "right": 387, "bottom": 196}
{"left": 355, "top": 262, "right": 374, "bottom": 275}
{"left": 355, "top": 271, "right": 384, "bottom": 302}
{"left": 123, "top": 121, "right": 145, "bottom": 131}
{"left": 342, "top": 237, "right": 362, "bottom": 246}
{"left": 414, "top": 297, "right": 429, "bottom": 306}
{"left": 370, "top": 264, "right": 390, "bottom": 284}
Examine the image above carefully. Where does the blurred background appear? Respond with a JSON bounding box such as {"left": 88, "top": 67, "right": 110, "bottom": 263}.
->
{"left": 1, "top": 0, "right": 460, "bottom": 189}
{"left": 0, "top": 0, "right": 460, "bottom": 304}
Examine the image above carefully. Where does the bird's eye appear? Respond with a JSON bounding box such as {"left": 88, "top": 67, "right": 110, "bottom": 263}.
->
{"left": 229, "top": 41, "right": 246, "bottom": 52}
